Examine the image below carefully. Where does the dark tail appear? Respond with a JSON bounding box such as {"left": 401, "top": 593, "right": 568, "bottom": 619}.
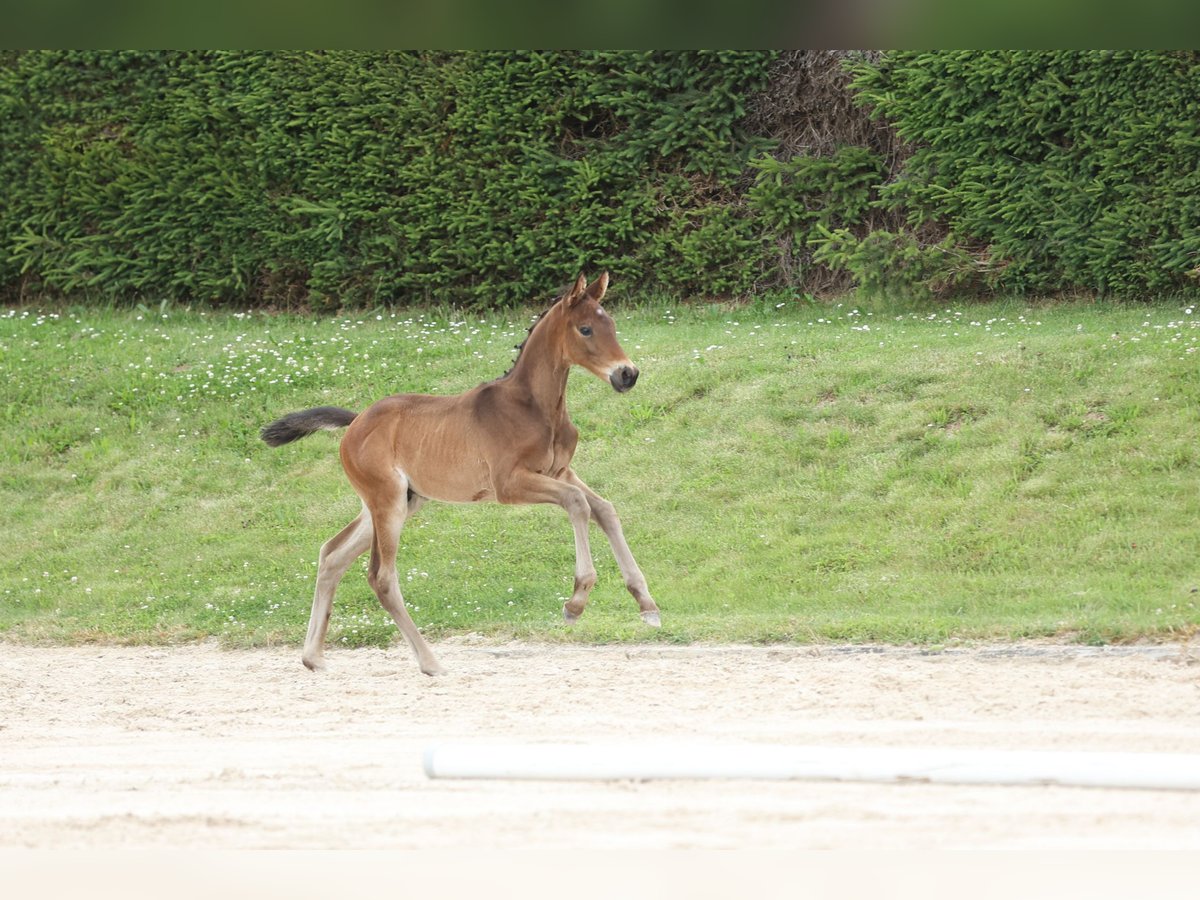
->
{"left": 260, "top": 406, "right": 357, "bottom": 447}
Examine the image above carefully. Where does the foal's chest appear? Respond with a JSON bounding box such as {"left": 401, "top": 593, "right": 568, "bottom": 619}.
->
{"left": 541, "top": 418, "right": 579, "bottom": 478}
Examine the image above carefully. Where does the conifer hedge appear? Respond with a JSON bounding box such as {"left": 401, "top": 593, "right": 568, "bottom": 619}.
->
{"left": 3, "top": 51, "right": 1199, "bottom": 306}
{"left": 0, "top": 51, "right": 776, "bottom": 307}
{"left": 842, "top": 50, "right": 1200, "bottom": 297}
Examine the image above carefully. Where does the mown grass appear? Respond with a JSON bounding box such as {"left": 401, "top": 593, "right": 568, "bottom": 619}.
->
{"left": 1, "top": 296, "right": 1198, "bottom": 649}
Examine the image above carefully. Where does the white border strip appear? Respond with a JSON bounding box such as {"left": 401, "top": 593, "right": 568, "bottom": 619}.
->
{"left": 423, "top": 743, "right": 1200, "bottom": 790}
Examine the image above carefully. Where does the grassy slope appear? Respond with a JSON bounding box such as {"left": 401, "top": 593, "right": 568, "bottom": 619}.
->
{"left": 1, "top": 297, "right": 1197, "bottom": 648}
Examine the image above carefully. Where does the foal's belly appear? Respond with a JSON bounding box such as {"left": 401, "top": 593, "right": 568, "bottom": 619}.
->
{"left": 343, "top": 392, "right": 494, "bottom": 505}
{"left": 403, "top": 458, "right": 495, "bottom": 505}
{"left": 392, "top": 429, "right": 495, "bottom": 505}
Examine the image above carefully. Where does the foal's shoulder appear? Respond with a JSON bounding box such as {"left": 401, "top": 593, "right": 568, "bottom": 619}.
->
{"left": 466, "top": 378, "right": 535, "bottom": 423}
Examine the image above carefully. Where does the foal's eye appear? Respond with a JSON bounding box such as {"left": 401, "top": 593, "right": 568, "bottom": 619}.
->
{"left": 579, "top": 325, "right": 593, "bottom": 337}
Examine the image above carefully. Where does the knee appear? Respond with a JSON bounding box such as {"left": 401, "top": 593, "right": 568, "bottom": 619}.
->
{"left": 562, "top": 487, "right": 590, "bottom": 520}
{"left": 366, "top": 555, "right": 385, "bottom": 592}
{"left": 591, "top": 496, "right": 617, "bottom": 524}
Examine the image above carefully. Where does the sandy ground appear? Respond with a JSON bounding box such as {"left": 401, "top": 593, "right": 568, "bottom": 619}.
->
{"left": 2, "top": 637, "right": 1200, "bottom": 850}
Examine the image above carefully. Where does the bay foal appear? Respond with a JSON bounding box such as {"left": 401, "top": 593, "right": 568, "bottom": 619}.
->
{"left": 261, "top": 273, "right": 659, "bottom": 675}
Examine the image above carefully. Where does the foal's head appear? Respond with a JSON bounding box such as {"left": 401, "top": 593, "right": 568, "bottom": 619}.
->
{"left": 559, "top": 272, "right": 639, "bottom": 393}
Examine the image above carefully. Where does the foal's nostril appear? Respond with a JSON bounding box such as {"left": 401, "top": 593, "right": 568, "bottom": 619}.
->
{"left": 610, "top": 365, "right": 639, "bottom": 392}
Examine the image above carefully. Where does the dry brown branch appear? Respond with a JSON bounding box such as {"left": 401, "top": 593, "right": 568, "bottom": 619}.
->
{"left": 742, "top": 51, "right": 951, "bottom": 294}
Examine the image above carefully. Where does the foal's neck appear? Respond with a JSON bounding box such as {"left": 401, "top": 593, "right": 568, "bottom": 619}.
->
{"left": 505, "top": 304, "right": 570, "bottom": 419}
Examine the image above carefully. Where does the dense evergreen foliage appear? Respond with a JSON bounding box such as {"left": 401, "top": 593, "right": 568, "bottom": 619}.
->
{"left": 0, "top": 51, "right": 776, "bottom": 307}
{"left": 3, "top": 51, "right": 1199, "bottom": 306}
{"left": 844, "top": 50, "right": 1200, "bottom": 297}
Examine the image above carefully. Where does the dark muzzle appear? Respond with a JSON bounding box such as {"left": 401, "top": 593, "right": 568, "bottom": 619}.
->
{"left": 609, "top": 364, "right": 639, "bottom": 393}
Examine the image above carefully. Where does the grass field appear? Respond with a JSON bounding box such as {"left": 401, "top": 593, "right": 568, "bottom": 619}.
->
{"left": 1, "top": 295, "right": 1198, "bottom": 648}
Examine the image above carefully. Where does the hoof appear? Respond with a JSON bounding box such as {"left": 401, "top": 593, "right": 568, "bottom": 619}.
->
{"left": 563, "top": 603, "right": 581, "bottom": 625}
{"left": 421, "top": 664, "right": 446, "bottom": 677}
{"left": 302, "top": 655, "right": 326, "bottom": 672}
{"left": 640, "top": 610, "right": 661, "bottom": 628}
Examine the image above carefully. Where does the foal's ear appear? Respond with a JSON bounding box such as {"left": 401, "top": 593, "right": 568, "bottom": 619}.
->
{"left": 565, "top": 272, "right": 588, "bottom": 307}
{"left": 585, "top": 271, "right": 609, "bottom": 302}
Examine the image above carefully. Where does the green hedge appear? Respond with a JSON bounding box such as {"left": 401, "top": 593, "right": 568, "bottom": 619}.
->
{"left": 4, "top": 51, "right": 1200, "bottom": 306}
{"left": 845, "top": 50, "right": 1200, "bottom": 296}
{"left": 0, "top": 51, "right": 776, "bottom": 307}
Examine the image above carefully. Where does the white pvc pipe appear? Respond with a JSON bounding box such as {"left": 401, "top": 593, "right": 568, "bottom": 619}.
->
{"left": 423, "top": 743, "right": 1200, "bottom": 791}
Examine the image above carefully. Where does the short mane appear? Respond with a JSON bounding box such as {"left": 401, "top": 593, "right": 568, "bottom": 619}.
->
{"left": 497, "top": 293, "right": 563, "bottom": 381}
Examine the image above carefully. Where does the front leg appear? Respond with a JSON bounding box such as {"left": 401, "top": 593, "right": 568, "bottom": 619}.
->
{"left": 564, "top": 469, "right": 660, "bottom": 627}
{"left": 495, "top": 469, "right": 598, "bottom": 622}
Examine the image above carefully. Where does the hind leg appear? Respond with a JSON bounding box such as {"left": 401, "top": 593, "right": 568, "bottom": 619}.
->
{"left": 302, "top": 506, "right": 373, "bottom": 671}
{"left": 365, "top": 475, "right": 444, "bottom": 676}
